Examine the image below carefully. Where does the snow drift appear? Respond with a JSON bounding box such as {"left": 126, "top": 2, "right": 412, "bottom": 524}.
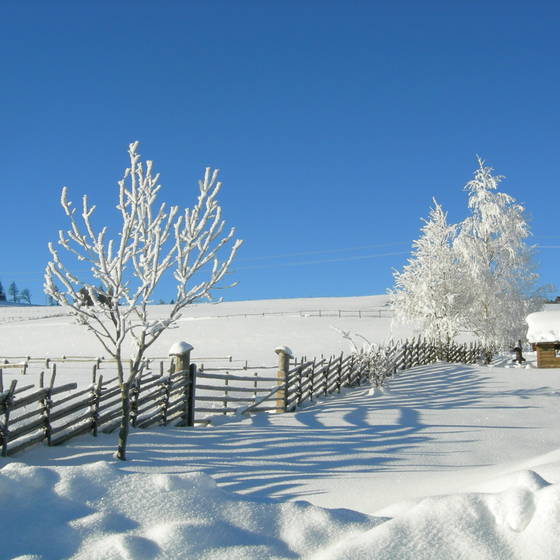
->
{"left": 2, "top": 460, "right": 560, "bottom": 560}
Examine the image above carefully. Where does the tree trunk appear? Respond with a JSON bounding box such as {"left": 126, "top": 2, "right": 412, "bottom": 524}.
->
{"left": 116, "top": 381, "right": 130, "bottom": 461}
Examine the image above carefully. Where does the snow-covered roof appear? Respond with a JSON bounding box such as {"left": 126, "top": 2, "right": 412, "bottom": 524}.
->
{"left": 526, "top": 311, "right": 560, "bottom": 343}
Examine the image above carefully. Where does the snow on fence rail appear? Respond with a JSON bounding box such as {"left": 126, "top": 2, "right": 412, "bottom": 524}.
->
{"left": 0, "top": 338, "right": 491, "bottom": 457}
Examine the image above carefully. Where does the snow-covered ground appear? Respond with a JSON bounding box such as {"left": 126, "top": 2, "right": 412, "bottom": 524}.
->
{"left": 2, "top": 296, "right": 560, "bottom": 559}
{"left": 0, "top": 295, "right": 400, "bottom": 366}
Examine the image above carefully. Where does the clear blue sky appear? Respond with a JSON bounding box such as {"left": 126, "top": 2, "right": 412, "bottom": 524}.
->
{"left": 1, "top": 0, "right": 558, "bottom": 303}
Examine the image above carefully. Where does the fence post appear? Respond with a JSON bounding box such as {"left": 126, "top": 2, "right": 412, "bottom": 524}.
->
{"left": 297, "top": 361, "right": 304, "bottom": 406}
{"left": 336, "top": 352, "right": 343, "bottom": 393}
{"left": 223, "top": 374, "right": 229, "bottom": 415}
{"left": 40, "top": 370, "right": 55, "bottom": 446}
{"left": 0, "top": 380, "right": 17, "bottom": 457}
{"left": 169, "top": 341, "right": 193, "bottom": 374}
{"left": 130, "top": 374, "right": 142, "bottom": 428}
{"left": 169, "top": 342, "right": 195, "bottom": 427}
{"left": 91, "top": 375, "right": 103, "bottom": 436}
{"left": 310, "top": 358, "right": 316, "bottom": 399}
{"left": 324, "top": 357, "right": 332, "bottom": 395}
{"left": 274, "top": 346, "right": 293, "bottom": 413}
{"left": 183, "top": 364, "right": 197, "bottom": 426}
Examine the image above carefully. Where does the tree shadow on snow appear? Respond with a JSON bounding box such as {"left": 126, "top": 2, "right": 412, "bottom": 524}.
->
{"left": 20, "top": 362, "right": 549, "bottom": 502}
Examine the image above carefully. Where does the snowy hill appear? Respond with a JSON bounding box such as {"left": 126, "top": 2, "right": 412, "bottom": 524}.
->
{"left": 2, "top": 296, "right": 560, "bottom": 559}
{"left": 0, "top": 294, "right": 404, "bottom": 366}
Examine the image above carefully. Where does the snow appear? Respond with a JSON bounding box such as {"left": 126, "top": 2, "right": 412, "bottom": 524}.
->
{"left": 2, "top": 295, "right": 560, "bottom": 559}
{"left": 526, "top": 311, "right": 560, "bottom": 343}
{"left": 168, "top": 341, "right": 194, "bottom": 355}
{"left": 274, "top": 345, "right": 294, "bottom": 357}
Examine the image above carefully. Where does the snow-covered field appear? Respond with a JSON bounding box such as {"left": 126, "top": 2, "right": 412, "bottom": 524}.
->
{"left": 2, "top": 296, "right": 560, "bottom": 559}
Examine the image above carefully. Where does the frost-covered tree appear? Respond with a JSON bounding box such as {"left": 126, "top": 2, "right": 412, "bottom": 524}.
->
{"left": 0, "top": 281, "right": 6, "bottom": 302}
{"left": 20, "top": 288, "right": 31, "bottom": 304}
{"left": 390, "top": 199, "right": 464, "bottom": 344}
{"left": 45, "top": 141, "right": 242, "bottom": 459}
{"left": 8, "top": 281, "right": 18, "bottom": 303}
{"left": 454, "top": 158, "right": 542, "bottom": 348}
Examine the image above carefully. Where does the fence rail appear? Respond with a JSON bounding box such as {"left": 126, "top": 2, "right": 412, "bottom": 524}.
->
{"left": 0, "top": 337, "right": 491, "bottom": 457}
{"left": 206, "top": 308, "right": 393, "bottom": 320}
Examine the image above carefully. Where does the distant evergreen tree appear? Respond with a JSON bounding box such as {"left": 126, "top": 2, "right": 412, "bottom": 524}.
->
{"left": 0, "top": 281, "right": 6, "bottom": 302}
{"left": 20, "top": 288, "right": 31, "bottom": 304}
{"left": 8, "top": 281, "right": 18, "bottom": 303}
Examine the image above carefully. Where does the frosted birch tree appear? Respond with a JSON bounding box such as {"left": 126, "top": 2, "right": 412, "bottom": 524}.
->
{"left": 44, "top": 141, "right": 242, "bottom": 459}
{"left": 390, "top": 199, "right": 463, "bottom": 344}
{"left": 454, "top": 157, "right": 541, "bottom": 348}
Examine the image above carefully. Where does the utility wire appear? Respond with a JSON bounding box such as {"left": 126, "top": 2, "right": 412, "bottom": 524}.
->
{"left": 234, "top": 251, "right": 409, "bottom": 271}
{"left": 236, "top": 242, "right": 410, "bottom": 262}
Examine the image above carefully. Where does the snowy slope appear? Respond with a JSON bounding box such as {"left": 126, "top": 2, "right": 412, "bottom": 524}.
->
{"left": 2, "top": 296, "right": 560, "bottom": 559}
{"left": 0, "top": 295, "right": 401, "bottom": 366}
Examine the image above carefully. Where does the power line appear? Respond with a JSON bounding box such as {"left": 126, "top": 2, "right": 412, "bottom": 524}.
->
{"left": 235, "top": 251, "right": 409, "bottom": 271}
{"left": 236, "top": 242, "right": 409, "bottom": 262}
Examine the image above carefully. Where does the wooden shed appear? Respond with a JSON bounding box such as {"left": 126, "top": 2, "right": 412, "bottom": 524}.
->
{"left": 526, "top": 311, "right": 560, "bottom": 368}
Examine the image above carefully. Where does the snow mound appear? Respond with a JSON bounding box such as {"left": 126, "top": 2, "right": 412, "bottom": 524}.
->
{"left": 321, "top": 474, "right": 560, "bottom": 560}
{"left": 3, "top": 461, "right": 560, "bottom": 559}
{"left": 0, "top": 462, "right": 376, "bottom": 559}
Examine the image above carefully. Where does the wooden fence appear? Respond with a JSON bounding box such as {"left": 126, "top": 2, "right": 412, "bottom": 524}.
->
{"left": 0, "top": 353, "right": 239, "bottom": 377}
{"left": 0, "top": 338, "right": 490, "bottom": 457}
{"left": 283, "top": 338, "right": 488, "bottom": 411}
{"left": 206, "top": 308, "right": 393, "bottom": 320}
{"left": 0, "top": 360, "right": 197, "bottom": 456}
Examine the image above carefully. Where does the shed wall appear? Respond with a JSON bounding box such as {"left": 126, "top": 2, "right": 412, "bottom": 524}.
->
{"left": 536, "top": 343, "right": 560, "bottom": 368}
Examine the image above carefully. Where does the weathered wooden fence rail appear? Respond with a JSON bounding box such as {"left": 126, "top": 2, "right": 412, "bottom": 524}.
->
{"left": 208, "top": 308, "right": 393, "bottom": 320}
{"left": 0, "top": 346, "right": 285, "bottom": 456}
{"left": 280, "top": 338, "right": 489, "bottom": 412}
{"left": 0, "top": 338, "right": 490, "bottom": 457}
{"left": 0, "top": 358, "right": 198, "bottom": 456}
{"left": 0, "top": 353, "right": 240, "bottom": 377}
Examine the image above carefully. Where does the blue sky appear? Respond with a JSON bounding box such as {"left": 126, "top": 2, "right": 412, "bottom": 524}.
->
{"left": 1, "top": 0, "right": 558, "bottom": 303}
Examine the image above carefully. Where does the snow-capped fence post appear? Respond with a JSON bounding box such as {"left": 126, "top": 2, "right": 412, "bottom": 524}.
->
{"left": 169, "top": 342, "right": 193, "bottom": 376}
{"left": 275, "top": 346, "right": 293, "bottom": 413}
{"left": 169, "top": 342, "right": 196, "bottom": 427}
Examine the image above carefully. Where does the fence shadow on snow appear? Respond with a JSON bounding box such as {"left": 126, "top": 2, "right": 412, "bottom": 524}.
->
{"left": 0, "top": 338, "right": 491, "bottom": 457}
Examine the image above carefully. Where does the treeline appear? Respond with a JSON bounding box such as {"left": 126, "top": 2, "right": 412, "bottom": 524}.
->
{"left": 0, "top": 280, "right": 32, "bottom": 304}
